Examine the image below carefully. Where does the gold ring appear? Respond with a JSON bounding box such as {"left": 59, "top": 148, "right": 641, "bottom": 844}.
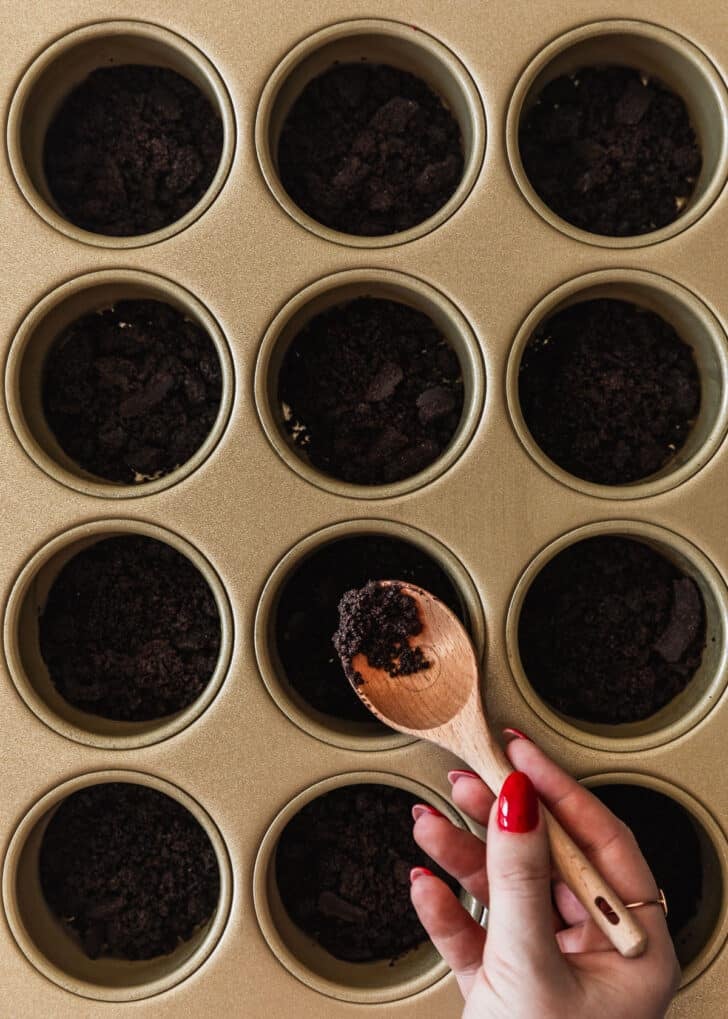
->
{"left": 625, "top": 888, "right": 668, "bottom": 918}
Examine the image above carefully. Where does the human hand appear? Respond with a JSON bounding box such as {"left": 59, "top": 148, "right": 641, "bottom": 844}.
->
{"left": 410, "top": 735, "right": 680, "bottom": 1019}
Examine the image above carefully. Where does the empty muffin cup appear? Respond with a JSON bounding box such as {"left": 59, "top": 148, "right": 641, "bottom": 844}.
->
{"left": 253, "top": 771, "right": 480, "bottom": 1003}
{"left": 6, "top": 20, "right": 235, "bottom": 246}
{"left": 1, "top": 771, "right": 232, "bottom": 1001}
{"left": 254, "top": 519, "right": 485, "bottom": 750}
{"left": 255, "top": 268, "right": 484, "bottom": 498}
{"left": 583, "top": 773, "right": 728, "bottom": 986}
{"left": 255, "top": 18, "right": 485, "bottom": 246}
{"left": 5, "top": 269, "right": 233, "bottom": 498}
{"left": 506, "top": 269, "right": 728, "bottom": 499}
{"left": 506, "top": 521, "right": 728, "bottom": 752}
{"left": 506, "top": 19, "right": 728, "bottom": 246}
{"left": 3, "top": 519, "right": 233, "bottom": 749}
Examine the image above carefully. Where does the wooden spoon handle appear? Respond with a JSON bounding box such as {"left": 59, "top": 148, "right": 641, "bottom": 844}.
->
{"left": 542, "top": 808, "right": 647, "bottom": 957}
{"left": 464, "top": 740, "right": 647, "bottom": 958}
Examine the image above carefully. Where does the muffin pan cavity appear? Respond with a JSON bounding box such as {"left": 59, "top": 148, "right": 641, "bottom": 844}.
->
{"left": 255, "top": 269, "right": 485, "bottom": 498}
{"left": 7, "top": 20, "right": 235, "bottom": 247}
{"left": 5, "top": 270, "right": 234, "bottom": 498}
{"left": 253, "top": 772, "right": 480, "bottom": 1004}
{"left": 506, "top": 270, "right": 728, "bottom": 499}
{"left": 507, "top": 521, "right": 728, "bottom": 752}
{"left": 506, "top": 19, "right": 728, "bottom": 246}
{"left": 1, "top": 771, "right": 233, "bottom": 1002}
{"left": 255, "top": 19, "right": 485, "bottom": 246}
{"left": 584, "top": 773, "right": 728, "bottom": 986}
{"left": 4, "top": 520, "right": 233, "bottom": 749}
{"left": 255, "top": 519, "right": 485, "bottom": 750}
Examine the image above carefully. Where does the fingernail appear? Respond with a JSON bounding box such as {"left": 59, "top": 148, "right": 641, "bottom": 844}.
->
{"left": 498, "top": 772, "right": 539, "bottom": 833}
{"left": 447, "top": 769, "right": 479, "bottom": 784}
{"left": 410, "top": 867, "right": 434, "bottom": 883}
{"left": 503, "top": 727, "right": 530, "bottom": 742}
{"left": 412, "top": 803, "right": 444, "bottom": 822}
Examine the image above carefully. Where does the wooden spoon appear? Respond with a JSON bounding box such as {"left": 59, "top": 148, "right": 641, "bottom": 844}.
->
{"left": 345, "top": 580, "right": 647, "bottom": 959}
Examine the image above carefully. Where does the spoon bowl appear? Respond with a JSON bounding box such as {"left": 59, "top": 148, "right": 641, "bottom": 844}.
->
{"left": 351, "top": 583, "right": 476, "bottom": 732}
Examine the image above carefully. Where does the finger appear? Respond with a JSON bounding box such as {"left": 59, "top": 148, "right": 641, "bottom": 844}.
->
{"left": 419, "top": 800, "right": 568, "bottom": 935}
{"left": 484, "top": 772, "right": 564, "bottom": 973}
{"left": 557, "top": 919, "right": 613, "bottom": 954}
{"left": 553, "top": 880, "right": 589, "bottom": 926}
{"left": 507, "top": 739, "right": 659, "bottom": 902}
{"left": 415, "top": 808, "right": 566, "bottom": 934}
{"left": 448, "top": 770, "right": 496, "bottom": 826}
{"left": 413, "top": 811, "right": 489, "bottom": 906}
{"left": 410, "top": 869, "right": 485, "bottom": 997}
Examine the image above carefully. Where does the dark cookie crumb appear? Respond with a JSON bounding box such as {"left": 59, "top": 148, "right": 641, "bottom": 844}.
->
{"left": 39, "top": 783, "right": 220, "bottom": 960}
{"left": 43, "top": 299, "right": 222, "bottom": 484}
{"left": 275, "top": 784, "right": 459, "bottom": 962}
{"left": 334, "top": 581, "right": 429, "bottom": 686}
{"left": 39, "top": 536, "right": 221, "bottom": 722}
{"left": 519, "top": 66, "right": 701, "bottom": 236}
{"left": 278, "top": 62, "right": 464, "bottom": 236}
{"left": 276, "top": 535, "right": 467, "bottom": 724}
{"left": 518, "top": 536, "right": 706, "bottom": 724}
{"left": 653, "top": 578, "right": 703, "bottom": 663}
{"left": 518, "top": 299, "right": 700, "bottom": 485}
{"left": 279, "top": 297, "right": 464, "bottom": 486}
{"left": 592, "top": 785, "right": 702, "bottom": 946}
{"left": 44, "top": 65, "right": 223, "bottom": 236}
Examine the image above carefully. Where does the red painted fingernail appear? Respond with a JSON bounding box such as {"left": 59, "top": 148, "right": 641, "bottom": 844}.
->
{"left": 503, "top": 727, "right": 530, "bottom": 741}
{"left": 497, "top": 772, "right": 539, "bottom": 833}
{"left": 447, "top": 769, "right": 479, "bottom": 784}
{"left": 410, "top": 867, "right": 434, "bottom": 883}
{"left": 412, "top": 803, "right": 444, "bottom": 822}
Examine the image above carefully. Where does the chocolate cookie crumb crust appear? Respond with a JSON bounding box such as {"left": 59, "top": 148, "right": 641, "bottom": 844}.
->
{"left": 518, "top": 536, "right": 706, "bottom": 724}
{"left": 43, "top": 299, "right": 223, "bottom": 484}
{"left": 39, "top": 535, "right": 221, "bottom": 721}
{"left": 334, "top": 581, "right": 430, "bottom": 686}
{"left": 278, "top": 297, "right": 464, "bottom": 485}
{"left": 44, "top": 65, "right": 224, "bottom": 237}
{"left": 39, "top": 783, "right": 220, "bottom": 960}
{"left": 276, "top": 533, "right": 466, "bottom": 724}
{"left": 278, "top": 63, "right": 463, "bottom": 236}
{"left": 518, "top": 298, "right": 700, "bottom": 485}
{"left": 3, "top": 8, "right": 728, "bottom": 1016}
{"left": 519, "top": 65, "right": 701, "bottom": 237}
{"left": 275, "top": 784, "right": 458, "bottom": 962}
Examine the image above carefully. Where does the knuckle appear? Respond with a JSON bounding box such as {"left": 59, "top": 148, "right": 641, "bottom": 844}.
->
{"left": 493, "top": 862, "right": 550, "bottom": 892}
{"left": 616, "top": 818, "right": 639, "bottom": 847}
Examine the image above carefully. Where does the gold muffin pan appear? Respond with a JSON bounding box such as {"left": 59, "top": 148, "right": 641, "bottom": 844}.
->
{"left": 1, "top": 3, "right": 727, "bottom": 1017}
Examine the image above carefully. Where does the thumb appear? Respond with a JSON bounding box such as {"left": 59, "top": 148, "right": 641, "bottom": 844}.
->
{"left": 484, "top": 771, "right": 562, "bottom": 971}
